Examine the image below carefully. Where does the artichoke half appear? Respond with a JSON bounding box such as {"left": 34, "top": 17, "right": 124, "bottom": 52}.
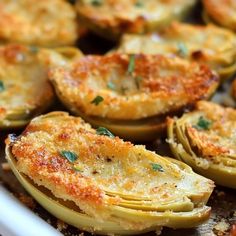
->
{"left": 115, "top": 22, "right": 236, "bottom": 80}
{"left": 0, "top": 44, "right": 83, "bottom": 129}
{"left": 0, "top": 0, "right": 78, "bottom": 47}
{"left": 49, "top": 53, "right": 219, "bottom": 141}
{"left": 75, "top": 0, "right": 197, "bottom": 40}
{"left": 167, "top": 101, "right": 236, "bottom": 189}
{"left": 6, "top": 112, "right": 214, "bottom": 235}
{"left": 0, "top": 44, "right": 54, "bottom": 129}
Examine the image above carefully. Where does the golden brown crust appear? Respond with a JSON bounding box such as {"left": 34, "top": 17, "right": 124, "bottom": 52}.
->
{"left": 116, "top": 22, "right": 236, "bottom": 73}
{"left": 49, "top": 53, "right": 219, "bottom": 120}
{"left": 0, "top": 44, "right": 54, "bottom": 127}
{"left": 187, "top": 101, "right": 236, "bottom": 159}
{"left": 76, "top": 0, "right": 196, "bottom": 39}
{"left": 0, "top": 0, "right": 78, "bottom": 47}
{"left": 9, "top": 111, "right": 214, "bottom": 228}
{"left": 203, "top": 0, "right": 236, "bottom": 31}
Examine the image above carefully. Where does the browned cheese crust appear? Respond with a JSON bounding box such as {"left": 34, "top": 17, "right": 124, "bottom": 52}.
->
{"left": 203, "top": 0, "right": 236, "bottom": 31}
{"left": 185, "top": 101, "right": 236, "bottom": 159}
{"left": 0, "top": 0, "right": 78, "bottom": 47}
{"left": 49, "top": 53, "right": 219, "bottom": 120}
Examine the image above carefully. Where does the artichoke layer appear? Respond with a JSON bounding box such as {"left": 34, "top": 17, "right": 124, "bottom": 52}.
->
{"left": 75, "top": 0, "right": 196, "bottom": 40}
{"left": 116, "top": 22, "right": 236, "bottom": 80}
{"left": 6, "top": 111, "right": 214, "bottom": 234}
{"left": 167, "top": 101, "right": 236, "bottom": 189}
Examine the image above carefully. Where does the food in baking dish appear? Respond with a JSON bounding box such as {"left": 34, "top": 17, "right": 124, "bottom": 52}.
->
{"left": 115, "top": 22, "right": 236, "bottom": 80}
{"left": 6, "top": 111, "right": 214, "bottom": 234}
{"left": 167, "top": 101, "right": 236, "bottom": 189}
{"left": 202, "top": 0, "right": 236, "bottom": 31}
{"left": 0, "top": 44, "right": 54, "bottom": 128}
{"left": 75, "top": 0, "right": 197, "bottom": 40}
{"left": 49, "top": 53, "right": 219, "bottom": 141}
{"left": 0, "top": 0, "right": 78, "bottom": 47}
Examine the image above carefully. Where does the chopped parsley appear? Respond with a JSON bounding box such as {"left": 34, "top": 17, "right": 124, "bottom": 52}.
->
{"left": 127, "top": 54, "right": 136, "bottom": 75}
{"left": 91, "top": 95, "right": 104, "bottom": 105}
{"left": 151, "top": 163, "right": 164, "bottom": 172}
{"left": 73, "top": 165, "right": 83, "bottom": 172}
{"left": 96, "top": 127, "right": 115, "bottom": 138}
{"left": 194, "top": 116, "right": 212, "bottom": 130}
{"left": 135, "top": 1, "right": 143, "bottom": 7}
{"left": 91, "top": 0, "right": 102, "bottom": 6}
{"left": 107, "top": 81, "right": 116, "bottom": 90}
{"left": 30, "top": 46, "right": 39, "bottom": 54}
{"left": 60, "top": 151, "right": 78, "bottom": 163}
{"left": 0, "top": 80, "right": 4, "bottom": 92}
{"left": 177, "top": 42, "right": 188, "bottom": 57}
{"left": 134, "top": 76, "right": 142, "bottom": 89}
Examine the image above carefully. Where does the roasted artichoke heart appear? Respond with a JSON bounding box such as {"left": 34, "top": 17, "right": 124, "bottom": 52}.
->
{"left": 6, "top": 111, "right": 214, "bottom": 234}
{"left": 75, "top": 0, "right": 197, "bottom": 40}
{"left": 49, "top": 53, "right": 218, "bottom": 140}
{"left": 203, "top": 0, "right": 236, "bottom": 31}
{"left": 0, "top": 0, "right": 78, "bottom": 47}
{"left": 0, "top": 44, "right": 54, "bottom": 128}
{"left": 49, "top": 53, "right": 219, "bottom": 120}
{"left": 116, "top": 22, "right": 236, "bottom": 79}
{"left": 167, "top": 101, "right": 236, "bottom": 189}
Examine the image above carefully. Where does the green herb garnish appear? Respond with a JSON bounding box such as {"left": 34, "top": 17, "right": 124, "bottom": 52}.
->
{"left": 127, "top": 54, "right": 136, "bottom": 75}
{"left": 73, "top": 165, "right": 83, "bottom": 172}
{"left": 30, "top": 46, "right": 39, "bottom": 54}
{"left": 107, "top": 81, "right": 116, "bottom": 90}
{"left": 135, "top": 1, "right": 143, "bottom": 7}
{"left": 91, "top": 0, "right": 102, "bottom": 6}
{"left": 134, "top": 76, "right": 142, "bottom": 89}
{"left": 96, "top": 127, "right": 115, "bottom": 138}
{"left": 60, "top": 151, "right": 78, "bottom": 163}
{"left": 151, "top": 163, "right": 164, "bottom": 172}
{"left": 194, "top": 116, "right": 212, "bottom": 130}
{"left": 0, "top": 80, "right": 5, "bottom": 92}
{"left": 91, "top": 95, "right": 104, "bottom": 105}
{"left": 177, "top": 42, "right": 188, "bottom": 57}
